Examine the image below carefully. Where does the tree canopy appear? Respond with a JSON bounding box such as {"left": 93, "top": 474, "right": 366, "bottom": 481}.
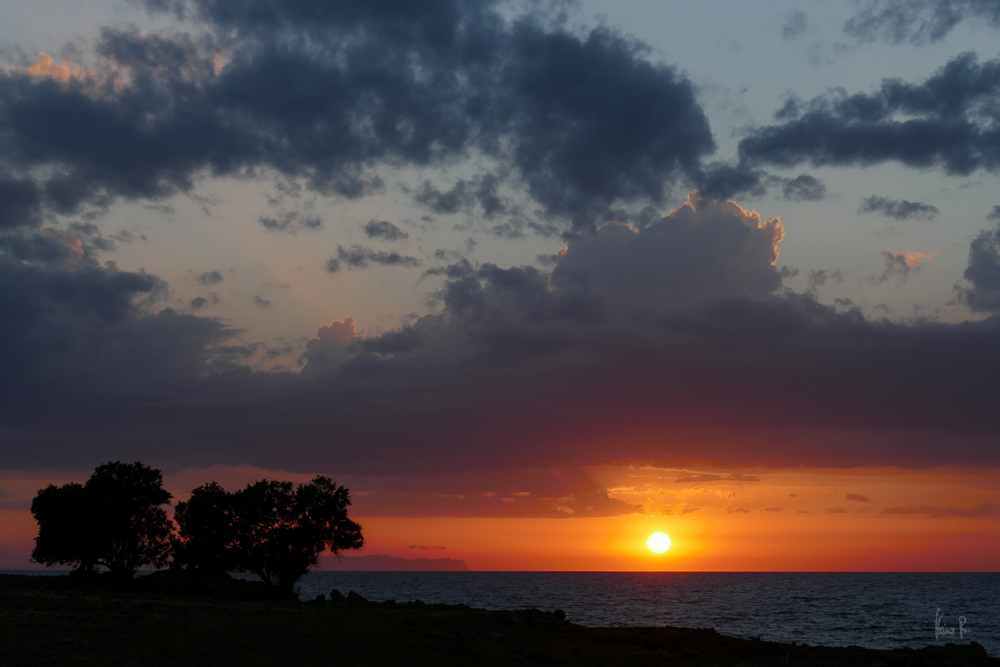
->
{"left": 30, "top": 461, "right": 173, "bottom": 580}
{"left": 173, "top": 476, "right": 363, "bottom": 593}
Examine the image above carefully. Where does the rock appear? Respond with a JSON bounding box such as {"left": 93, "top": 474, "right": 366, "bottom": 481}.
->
{"left": 329, "top": 589, "right": 347, "bottom": 603}
{"left": 346, "top": 590, "right": 367, "bottom": 605}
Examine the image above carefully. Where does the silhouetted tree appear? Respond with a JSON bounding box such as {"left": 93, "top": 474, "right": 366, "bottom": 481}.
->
{"left": 30, "top": 461, "right": 173, "bottom": 580}
{"left": 171, "top": 481, "right": 238, "bottom": 575}
{"left": 172, "top": 476, "right": 363, "bottom": 593}
{"left": 30, "top": 482, "right": 100, "bottom": 575}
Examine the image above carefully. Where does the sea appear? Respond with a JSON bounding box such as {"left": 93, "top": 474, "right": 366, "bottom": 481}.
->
{"left": 294, "top": 572, "right": 998, "bottom": 655}
{"left": 6, "top": 570, "right": 997, "bottom": 655}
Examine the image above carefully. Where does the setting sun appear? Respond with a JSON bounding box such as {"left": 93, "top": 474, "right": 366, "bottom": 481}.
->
{"left": 647, "top": 532, "right": 671, "bottom": 554}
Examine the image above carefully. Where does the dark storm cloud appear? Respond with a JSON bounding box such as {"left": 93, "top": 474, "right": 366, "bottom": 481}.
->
{"left": 956, "top": 223, "right": 1000, "bottom": 312}
{"left": 0, "top": 1, "right": 715, "bottom": 232}
{"left": 6, "top": 193, "right": 1000, "bottom": 473}
{"left": 739, "top": 52, "right": 1000, "bottom": 176}
{"left": 325, "top": 245, "right": 422, "bottom": 272}
{"left": 0, "top": 233, "right": 241, "bottom": 391}
{"left": 845, "top": 0, "right": 1000, "bottom": 45}
{"left": 694, "top": 163, "right": 767, "bottom": 200}
{"left": 0, "top": 175, "right": 43, "bottom": 229}
{"left": 363, "top": 220, "right": 408, "bottom": 242}
{"left": 859, "top": 195, "right": 940, "bottom": 220}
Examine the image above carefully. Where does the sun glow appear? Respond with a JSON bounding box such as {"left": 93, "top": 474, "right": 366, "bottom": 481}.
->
{"left": 647, "top": 532, "right": 671, "bottom": 554}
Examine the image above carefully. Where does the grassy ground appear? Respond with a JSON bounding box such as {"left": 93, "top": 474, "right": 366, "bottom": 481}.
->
{"left": 0, "top": 574, "right": 995, "bottom": 666}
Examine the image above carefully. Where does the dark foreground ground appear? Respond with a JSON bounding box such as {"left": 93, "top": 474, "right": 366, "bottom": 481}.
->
{"left": 0, "top": 574, "right": 995, "bottom": 667}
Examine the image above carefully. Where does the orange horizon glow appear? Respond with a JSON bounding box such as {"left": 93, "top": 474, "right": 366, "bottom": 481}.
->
{"left": 0, "top": 464, "right": 997, "bottom": 572}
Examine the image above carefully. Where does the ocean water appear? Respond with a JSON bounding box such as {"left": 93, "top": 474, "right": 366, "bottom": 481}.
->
{"left": 6, "top": 570, "right": 996, "bottom": 654}
{"left": 295, "top": 571, "right": 999, "bottom": 654}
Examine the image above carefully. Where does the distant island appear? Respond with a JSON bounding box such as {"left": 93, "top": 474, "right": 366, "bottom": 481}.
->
{"left": 320, "top": 554, "right": 469, "bottom": 571}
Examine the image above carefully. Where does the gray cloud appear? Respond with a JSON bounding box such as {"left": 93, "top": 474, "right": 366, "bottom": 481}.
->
{"left": 197, "top": 270, "right": 223, "bottom": 286}
{"left": 739, "top": 53, "right": 1000, "bottom": 178}
{"left": 845, "top": 0, "right": 1000, "bottom": 45}
{"left": 325, "top": 245, "right": 422, "bottom": 273}
{"left": 258, "top": 212, "right": 323, "bottom": 234}
{"left": 783, "top": 12, "right": 808, "bottom": 41}
{"left": 957, "top": 223, "right": 1000, "bottom": 312}
{"left": 859, "top": 195, "right": 940, "bottom": 220}
{"left": 415, "top": 175, "right": 507, "bottom": 221}
{"left": 0, "top": 1, "right": 716, "bottom": 232}
{"left": 4, "top": 195, "right": 1000, "bottom": 473}
{"left": 547, "top": 192, "right": 785, "bottom": 310}
{"left": 874, "top": 247, "right": 938, "bottom": 284}
{"left": 0, "top": 231, "right": 241, "bottom": 396}
{"left": 781, "top": 174, "right": 826, "bottom": 201}
{"left": 363, "top": 220, "right": 408, "bottom": 242}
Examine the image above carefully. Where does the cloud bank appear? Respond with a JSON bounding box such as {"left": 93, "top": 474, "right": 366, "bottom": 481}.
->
{"left": 2, "top": 193, "right": 1000, "bottom": 474}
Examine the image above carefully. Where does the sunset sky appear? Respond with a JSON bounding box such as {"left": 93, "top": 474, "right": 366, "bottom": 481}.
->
{"left": 1, "top": 0, "right": 999, "bottom": 571}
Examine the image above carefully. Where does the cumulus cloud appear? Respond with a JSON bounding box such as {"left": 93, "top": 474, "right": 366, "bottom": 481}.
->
{"left": 325, "top": 245, "right": 422, "bottom": 272}
{"left": 363, "top": 220, "right": 408, "bottom": 242}
{"left": 548, "top": 192, "right": 785, "bottom": 309}
{"left": 844, "top": 0, "right": 1000, "bottom": 45}
{"left": 300, "top": 317, "right": 358, "bottom": 372}
{"left": 859, "top": 196, "right": 940, "bottom": 220}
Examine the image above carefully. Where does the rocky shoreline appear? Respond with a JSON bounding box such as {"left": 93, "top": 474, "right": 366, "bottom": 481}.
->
{"left": 0, "top": 574, "right": 994, "bottom": 666}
